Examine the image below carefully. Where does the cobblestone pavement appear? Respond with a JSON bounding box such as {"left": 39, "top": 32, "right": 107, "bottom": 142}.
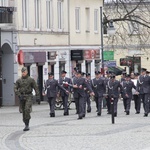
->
{"left": 0, "top": 100, "right": 150, "bottom": 150}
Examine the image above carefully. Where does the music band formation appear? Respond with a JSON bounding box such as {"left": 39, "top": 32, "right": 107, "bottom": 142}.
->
{"left": 14, "top": 67, "right": 150, "bottom": 131}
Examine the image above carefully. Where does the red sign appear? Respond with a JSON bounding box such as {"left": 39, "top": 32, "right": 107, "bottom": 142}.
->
{"left": 84, "top": 50, "right": 100, "bottom": 60}
{"left": 18, "top": 50, "right": 24, "bottom": 65}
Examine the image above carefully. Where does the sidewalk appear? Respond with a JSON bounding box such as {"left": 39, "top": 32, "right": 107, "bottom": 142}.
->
{"left": 0, "top": 101, "right": 150, "bottom": 150}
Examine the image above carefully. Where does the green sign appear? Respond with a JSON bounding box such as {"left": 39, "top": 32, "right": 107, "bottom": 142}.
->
{"left": 103, "top": 51, "right": 114, "bottom": 60}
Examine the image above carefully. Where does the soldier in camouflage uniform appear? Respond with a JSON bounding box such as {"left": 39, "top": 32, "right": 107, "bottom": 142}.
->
{"left": 14, "top": 67, "right": 39, "bottom": 131}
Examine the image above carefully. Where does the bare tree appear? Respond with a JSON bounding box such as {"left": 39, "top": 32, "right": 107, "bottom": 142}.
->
{"left": 103, "top": 0, "right": 150, "bottom": 54}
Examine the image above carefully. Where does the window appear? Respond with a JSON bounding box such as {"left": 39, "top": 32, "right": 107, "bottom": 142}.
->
{"left": 94, "top": 9, "right": 98, "bottom": 33}
{"left": 85, "top": 8, "right": 90, "bottom": 32}
{"left": 35, "top": 0, "right": 40, "bottom": 29}
{"left": 57, "top": 0, "right": 63, "bottom": 30}
{"left": 0, "top": 0, "right": 6, "bottom": 6}
{"left": 22, "top": 0, "right": 28, "bottom": 29}
{"left": 75, "top": 7, "right": 80, "bottom": 32}
{"left": 46, "top": 0, "right": 53, "bottom": 30}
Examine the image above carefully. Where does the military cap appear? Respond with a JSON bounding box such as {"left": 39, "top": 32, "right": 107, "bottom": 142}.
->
{"left": 81, "top": 72, "right": 85, "bottom": 76}
{"left": 125, "top": 74, "right": 130, "bottom": 78}
{"left": 61, "top": 70, "right": 67, "bottom": 74}
{"left": 74, "top": 67, "right": 79, "bottom": 71}
{"left": 95, "top": 71, "right": 100, "bottom": 75}
{"left": 141, "top": 68, "right": 147, "bottom": 72}
{"left": 76, "top": 70, "right": 82, "bottom": 74}
{"left": 110, "top": 74, "right": 116, "bottom": 78}
{"left": 106, "top": 71, "right": 112, "bottom": 74}
{"left": 146, "top": 71, "right": 150, "bottom": 74}
{"left": 48, "top": 72, "right": 54, "bottom": 76}
{"left": 21, "top": 67, "right": 27, "bottom": 72}
{"left": 86, "top": 73, "right": 91, "bottom": 77}
{"left": 134, "top": 72, "right": 139, "bottom": 76}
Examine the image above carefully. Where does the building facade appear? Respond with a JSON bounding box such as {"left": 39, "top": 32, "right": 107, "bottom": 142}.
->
{"left": 0, "top": 0, "right": 103, "bottom": 106}
{"left": 103, "top": 1, "right": 150, "bottom": 74}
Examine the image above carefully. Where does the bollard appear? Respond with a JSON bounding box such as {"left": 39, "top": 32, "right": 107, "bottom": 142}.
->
{"left": 111, "top": 97, "right": 115, "bottom": 124}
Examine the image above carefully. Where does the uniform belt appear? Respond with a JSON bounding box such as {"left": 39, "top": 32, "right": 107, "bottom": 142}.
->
{"left": 21, "top": 92, "right": 32, "bottom": 95}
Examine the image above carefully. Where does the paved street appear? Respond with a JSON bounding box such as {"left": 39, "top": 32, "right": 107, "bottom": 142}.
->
{"left": 0, "top": 100, "right": 150, "bottom": 150}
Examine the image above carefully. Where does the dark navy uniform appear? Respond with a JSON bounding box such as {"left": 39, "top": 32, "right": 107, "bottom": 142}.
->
{"left": 136, "top": 68, "right": 150, "bottom": 117}
{"left": 121, "top": 75, "right": 136, "bottom": 115}
{"left": 59, "top": 76, "right": 72, "bottom": 115}
{"left": 92, "top": 75, "right": 105, "bottom": 116}
{"left": 107, "top": 75, "right": 122, "bottom": 117}
{"left": 44, "top": 72, "right": 68, "bottom": 117}
{"left": 72, "top": 70, "right": 93, "bottom": 119}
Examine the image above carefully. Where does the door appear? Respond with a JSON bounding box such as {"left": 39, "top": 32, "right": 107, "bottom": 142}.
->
{"left": 38, "top": 66, "right": 43, "bottom": 101}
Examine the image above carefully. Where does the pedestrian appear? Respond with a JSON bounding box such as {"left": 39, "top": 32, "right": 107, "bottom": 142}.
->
{"left": 121, "top": 74, "right": 136, "bottom": 115}
{"left": 43, "top": 72, "right": 69, "bottom": 117}
{"left": 58, "top": 70, "right": 72, "bottom": 116}
{"left": 14, "top": 67, "right": 40, "bottom": 131}
{"left": 107, "top": 74, "right": 122, "bottom": 117}
{"left": 131, "top": 73, "right": 140, "bottom": 114}
{"left": 136, "top": 68, "right": 150, "bottom": 117}
{"left": 91, "top": 71, "right": 105, "bottom": 116}
{"left": 84, "top": 73, "right": 92, "bottom": 114}
{"left": 72, "top": 70, "right": 94, "bottom": 119}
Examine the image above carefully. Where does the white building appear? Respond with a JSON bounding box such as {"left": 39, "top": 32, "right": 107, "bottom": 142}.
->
{"left": 0, "top": 0, "right": 103, "bottom": 106}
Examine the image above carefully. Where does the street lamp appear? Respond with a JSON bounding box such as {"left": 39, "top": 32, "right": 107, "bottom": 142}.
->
{"left": 100, "top": 7, "right": 116, "bottom": 75}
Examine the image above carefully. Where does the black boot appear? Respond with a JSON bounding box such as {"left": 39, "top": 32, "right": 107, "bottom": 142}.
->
{"left": 23, "top": 120, "right": 30, "bottom": 131}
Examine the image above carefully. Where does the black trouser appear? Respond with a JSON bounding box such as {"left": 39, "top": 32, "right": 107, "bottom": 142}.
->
{"left": 140, "top": 94, "right": 150, "bottom": 114}
{"left": 62, "top": 95, "right": 69, "bottom": 114}
{"left": 106, "top": 96, "right": 111, "bottom": 113}
{"left": 83, "top": 94, "right": 91, "bottom": 115}
{"left": 123, "top": 98, "right": 127, "bottom": 111}
{"left": 95, "top": 96, "right": 103, "bottom": 114}
{"left": 125, "top": 98, "right": 132, "bottom": 112}
{"left": 48, "top": 97, "right": 56, "bottom": 114}
{"left": 133, "top": 95, "right": 140, "bottom": 113}
{"left": 75, "top": 96, "right": 84, "bottom": 118}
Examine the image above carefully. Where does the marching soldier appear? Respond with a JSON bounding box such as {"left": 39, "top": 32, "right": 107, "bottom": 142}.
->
{"left": 104, "top": 71, "right": 112, "bottom": 114}
{"left": 121, "top": 74, "right": 136, "bottom": 115}
{"left": 136, "top": 68, "right": 150, "bottom": 117}
{"left": 83, "top": 73, "right": 92, "bottom": 114}
{"left": 72, "top": 70, "right": 94, "bottom": 119}
{"left": 14, "top": 67, "right": 40, "bottom": 131}
{"left": 107, "top": 74, "right": 122, "bottom": 117}
{"left": 91, "top": 71, "right": 105, "bottom": 116}
{"left": 58, "top": 70, "right": 72, "bottom": 116}
{"left": 43, "top": 72, "right": 69, "bottom": 117}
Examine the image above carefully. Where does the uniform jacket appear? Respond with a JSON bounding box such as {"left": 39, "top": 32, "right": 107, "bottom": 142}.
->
{"left": 121, "top": 80, "right": 136, "bottom": 99}
{"left": 91, "top": 77, "right": 105, "bottom": 97}
{"left": 72, "top": 77, "right": 93, "bottom": 98}
{"left": 45, "top": 79, "right": 67, "bottom": 98}
{"left": 107, "top": 79, "right": 122, "bottom": 98}
{"left": 136, "top": 75, "right": 150, "bottom": 94}
{"left": 14, "top": 75, "right": 39, "bottom": 97}
{"left": 58, "top": 77, "right": 72, "bottom": 96}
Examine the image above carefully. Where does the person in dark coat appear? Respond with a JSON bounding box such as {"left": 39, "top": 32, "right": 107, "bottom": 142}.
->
{"left": 58, "top": 70, "right": 72, "bottom": 116}
{"left": 121, "top": 74, "right": 136, "bottom": 115}
{"left": 136, "top": 68, "right": 150, "bottom": 117}
{"left": 72, "top": 70, "right": 94, "bottom": 119}
{"left": 43, "top": 72, "right": 69, "bottom": 117}
{"left": 91, "top": 71, "right": 105, "bottom": 116}
{"left": 107, "top": 74, "right": 122, "bottom": 117}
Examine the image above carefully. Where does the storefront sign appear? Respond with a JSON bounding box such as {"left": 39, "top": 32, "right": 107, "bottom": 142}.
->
{"left": 48, "top": 51, "right": 56, "bottom": 60}
{"left": 104, "top": 61, "right": 116, "bottom": 67}
{"left": 18, "top": 50, "right": 46, "bottom": 64}
{"left": 71, "top": 50, "right": 83, "bottom": 60}
{"left": 103, "top": 51, "right": 114, "bottom": 60}
{"left": 84, "top": 50, "right": 100, "bottom": 60}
